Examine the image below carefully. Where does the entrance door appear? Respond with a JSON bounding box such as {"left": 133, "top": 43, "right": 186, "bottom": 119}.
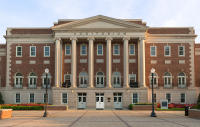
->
{"left": 96, "top": 93, "right": 104, "bottom": 109}
{"left": 114, "top": 93, "right": 122, "bottom": 109}
{"left": 77, "top": 93, "right": 87, "bottom": 109}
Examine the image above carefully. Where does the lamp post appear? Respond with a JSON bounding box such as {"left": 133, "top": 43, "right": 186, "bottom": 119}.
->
{"left": 43, "top": 68, "right": 49, "bottom": 117}
{"left": 150, "top": 68, "right": 157, "bottom": 117}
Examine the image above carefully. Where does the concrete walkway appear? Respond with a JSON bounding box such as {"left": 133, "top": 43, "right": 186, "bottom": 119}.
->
{"left": 0, "top": 110, "right": 200, "bottom": 127}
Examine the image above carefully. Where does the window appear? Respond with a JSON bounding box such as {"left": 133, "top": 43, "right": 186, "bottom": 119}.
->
{"left": 132, "top": 93, "right": 138, "bottom": 104}
{"left": 112, "top": 72, "right": 121, "bottom": 88}
{"left": 62, "top": 93, "right": 68, "bottom": 104}
{"left": 149, "top": 72, "right": 158, "bottom": 87}
{"left": 30, "top": 46, "right": 36, "bottom": 57}
{"left": 16, "top": 46, "right": 22, "bottom": 57}
{"left": 129, "top": 44, "right": 135, "bottom": 55}
{"left": 81, "top": 44, "right": 87, "bottom": 55}
{"left": 178, "top": 72, "right": 186, "bottom": 88}
{"left": 43, "top": 93, "right": 48, "bottom": 103}
{"left": 44, "top": 46, "right": 50, "bottom": 57}
{"left": 62, "top": 74, "right": 71, "bottom": 88}
{"left": 96, "top": 72, "right": 104, "bottom": 88}
{"left": 150, "top": 46, "right": 156, "bottom": 56}
{"left": 179, "top": 46, "right": 185, "bottom": 56}
{"left": 129, "top": 74, "right": 137, "bottom": 88}
{"left": 97, "top": 44, "right": 103, "bottom": 55}
{"left": 30, "top": 93, "right": 34, "bottom": 103}
{"left": 166, "top": 93, "right": 171, "bottom": 103}
{"left": 42, "top": 73, "right": 51, "bottom": 88}
{"left": 164, "top": 46, "right": 171, "bottom": 56}
{"left": 79, "top": 72, "right": 88, "bottom": 88}
{"left": 180, "top": 93, "right": 186, "bottom": 103}
{"left": 113, "top": 44, "right": 120, "bottom": 55}
{"left": 28, "top": 72, "right": 37, "bottom": 88}
{"left": 16, "top": 93, "right": 20, "bottom": 103}
{"left": 65, "top": 45, "right": 71, "bottom": 55}
{"left": 164, "top": 72, "right": 172, "bottom": 87}
{"left": 14, "top": 73, "right": 23, "bottom": 88}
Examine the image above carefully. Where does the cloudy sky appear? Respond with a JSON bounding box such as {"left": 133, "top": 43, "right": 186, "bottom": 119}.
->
{"left": 0, "top": 0, "right": 199, "bottom": 43}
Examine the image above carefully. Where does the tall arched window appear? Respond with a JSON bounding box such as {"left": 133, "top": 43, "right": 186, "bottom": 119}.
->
{"left": 42, "top": 73, "right": 51, "bottom": 88}
{"left": 96, "top": 72, "right": 104, "bottom": 88}
{"left": 164, "top": 72, "right": 172, "bottom": 88}
{"left": 28, "top": 72, "right": 37, "bottom": 88}
{"left": 79, "top": 72, "right": 88, "bottom": 88}
{"left": 149, "top": 72, "right": 158, "bottom": 87}
{"left": 112, "top": 72, "right": 121, "bottom": 88}
{"left": 178, "top": 72, "right": 186, "bottom": 88}
{"left": 14, "top": 73, "right": 23, "bottom": 88}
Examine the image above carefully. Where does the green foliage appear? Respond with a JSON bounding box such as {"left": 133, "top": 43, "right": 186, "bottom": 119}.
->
{"left": 1, "top": 106, "right": 44, "bottom": 110}
{"left": 156, "top": 108, "right": 185, "bottom": 111}
{"left": 128, "top": 104, "right": 134, "bottom": 110}
{"left": 0, "top": 92, "right": 4, "bottom": 104}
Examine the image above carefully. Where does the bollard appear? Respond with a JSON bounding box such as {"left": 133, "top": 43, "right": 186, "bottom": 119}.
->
{"left": 185, "top": 106, "right": 189, "bottom": 116}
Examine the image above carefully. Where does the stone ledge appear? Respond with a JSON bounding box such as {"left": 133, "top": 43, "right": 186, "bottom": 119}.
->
{"left": 189, "top": 109, "right": 200, "bottom": 119}
{"left": 0, "top": 109, "right": 12, "bottom": 119}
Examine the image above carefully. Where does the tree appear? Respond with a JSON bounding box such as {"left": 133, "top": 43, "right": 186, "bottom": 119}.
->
{"left": 0, "top": 92, "right": 4, "bottom": 104}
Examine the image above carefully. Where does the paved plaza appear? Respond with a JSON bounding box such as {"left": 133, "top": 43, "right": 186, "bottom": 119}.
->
{"left": 0, "top": 110, "right": 200, "bottom": 127}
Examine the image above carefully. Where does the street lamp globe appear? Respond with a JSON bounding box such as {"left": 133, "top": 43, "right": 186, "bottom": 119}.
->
{"left": 151, "top": 68, "right": 155, "bottom": 73}
{"left": 45, "top": 68, "right": 49, "bottom": 74}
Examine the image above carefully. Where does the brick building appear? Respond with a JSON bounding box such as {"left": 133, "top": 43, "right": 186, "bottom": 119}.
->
{"left": 0, "top": 15, "right": 200, "bottom": 109}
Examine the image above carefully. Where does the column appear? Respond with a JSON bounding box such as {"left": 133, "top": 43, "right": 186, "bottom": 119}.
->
{"left": 106, "top": 37, "right": 112, "bottom": 88}
{"left": 60, "top": 41, "right": 63, "bottom": 85}
{"left": 71, "top": 37, "right": 77, "bottom": 88}
{"left": 123, "top": 37, "right": 130, "bottom": 88}
{"left": 88, "top": 37, "right": 95, "bottom": 88}
{"left": 55, "top": 38, "right": 61, "bottom": 87}
{"left": 139, "top": 37, "right": 146, "bottom": 87}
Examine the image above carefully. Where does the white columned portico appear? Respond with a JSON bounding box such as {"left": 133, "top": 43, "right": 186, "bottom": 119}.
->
{"left": 106, "top": 37, "right": 112, "bottom": 88}
{"left": 139, "top": 37, "right": 146, "bottom": 87}
{"left": 88, "top": 37, "right": 95, "bottom": 88}
{"left": 71, "top": 37, "right": 77, "bottom": 88}
{"left": 55, "top": 38, "right": 61, "bottom": 87}
{"left": 123, "top": 37, "right": 130, "bottom": 88}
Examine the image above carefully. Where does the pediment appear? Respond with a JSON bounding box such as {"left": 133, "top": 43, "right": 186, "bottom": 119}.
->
{"left": 52, "top": 15, "right": 147, "bottom": 31}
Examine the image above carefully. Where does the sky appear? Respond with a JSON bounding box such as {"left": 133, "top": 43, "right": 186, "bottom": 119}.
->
{"left": 0, "top": 0, "right": 200, "bottom": 43}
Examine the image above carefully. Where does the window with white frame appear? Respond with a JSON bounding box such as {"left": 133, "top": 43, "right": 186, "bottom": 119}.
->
{"left": 129, "top": 44, "right": 135, "bottom": 55}
{"left": 65, "top": 45, "right": 71, "bottom": 55}
{"left": 164, "top": 72, "right": 172, "bottom": 87}
{"left": 16, "top": 46, "right": 22, "bottom": 57}
{"left": 44, "top": 46, "right": 50, "bottom": 57}
{"left": 42, "top": 73, "right": 51, "bottom": 88}
{"left": 180, "top": 93, "right": 186, "bottom": 103}
{"left": 97, "top": 44, "right": 103, "bottom": 55}
{"left": 178, "top": 46, "right": 185, "bottom": 56}
{"left": 149, "top": 72, "right": 158, "bottom": 86}
{"left": 28, "top": 72, "right": 37, "bottom": 88}
{"left": 43, "top": 93, "right": 48, "bottom": 103}
{"left": 112, "top": 72, "right": 121, "bottom": 88}
{"left": 14, "top": 73, "right": 23, "bottom": 88}
{"left": 63, "top": 74, "right": 71, "bottom": 88}
{"left": 62, "top": 93, "right": 68, "bottom": 104}
{"left": 113, "top": 44, "right": 120, "bottom": 55}
{"left": 132, "top": 93, "right": 138, "bottom": 104}
{"left": 30, "top": 93, "right": 34, "bottom": 103}
{"left": 129, "top": 74, "right": 137, "bottom": 87}
{"left": 30, "top": 46, "right": 36, "bottom": 57}
{"left": 80, "top": 44, "right": 87, "bottom": 55}
{"left": 96, "top": 72, "right": 104, "bottom": 88}
{"left": 164, "top": 46, "right": 171, "bottom": 56}
{"left": 79, "top": 72, "right": 88, "bottom": 88}
{"left": 150, "top": 46, "right": 156, "bottom": 56}
{"left": 166, "top": 93, "right": 171, "bottom": 103}
{"left": 16, "top": 93, "right": 20, "bottom": 103}
{"left": 178, "top": 72, "right": 186, "bottom": 87}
